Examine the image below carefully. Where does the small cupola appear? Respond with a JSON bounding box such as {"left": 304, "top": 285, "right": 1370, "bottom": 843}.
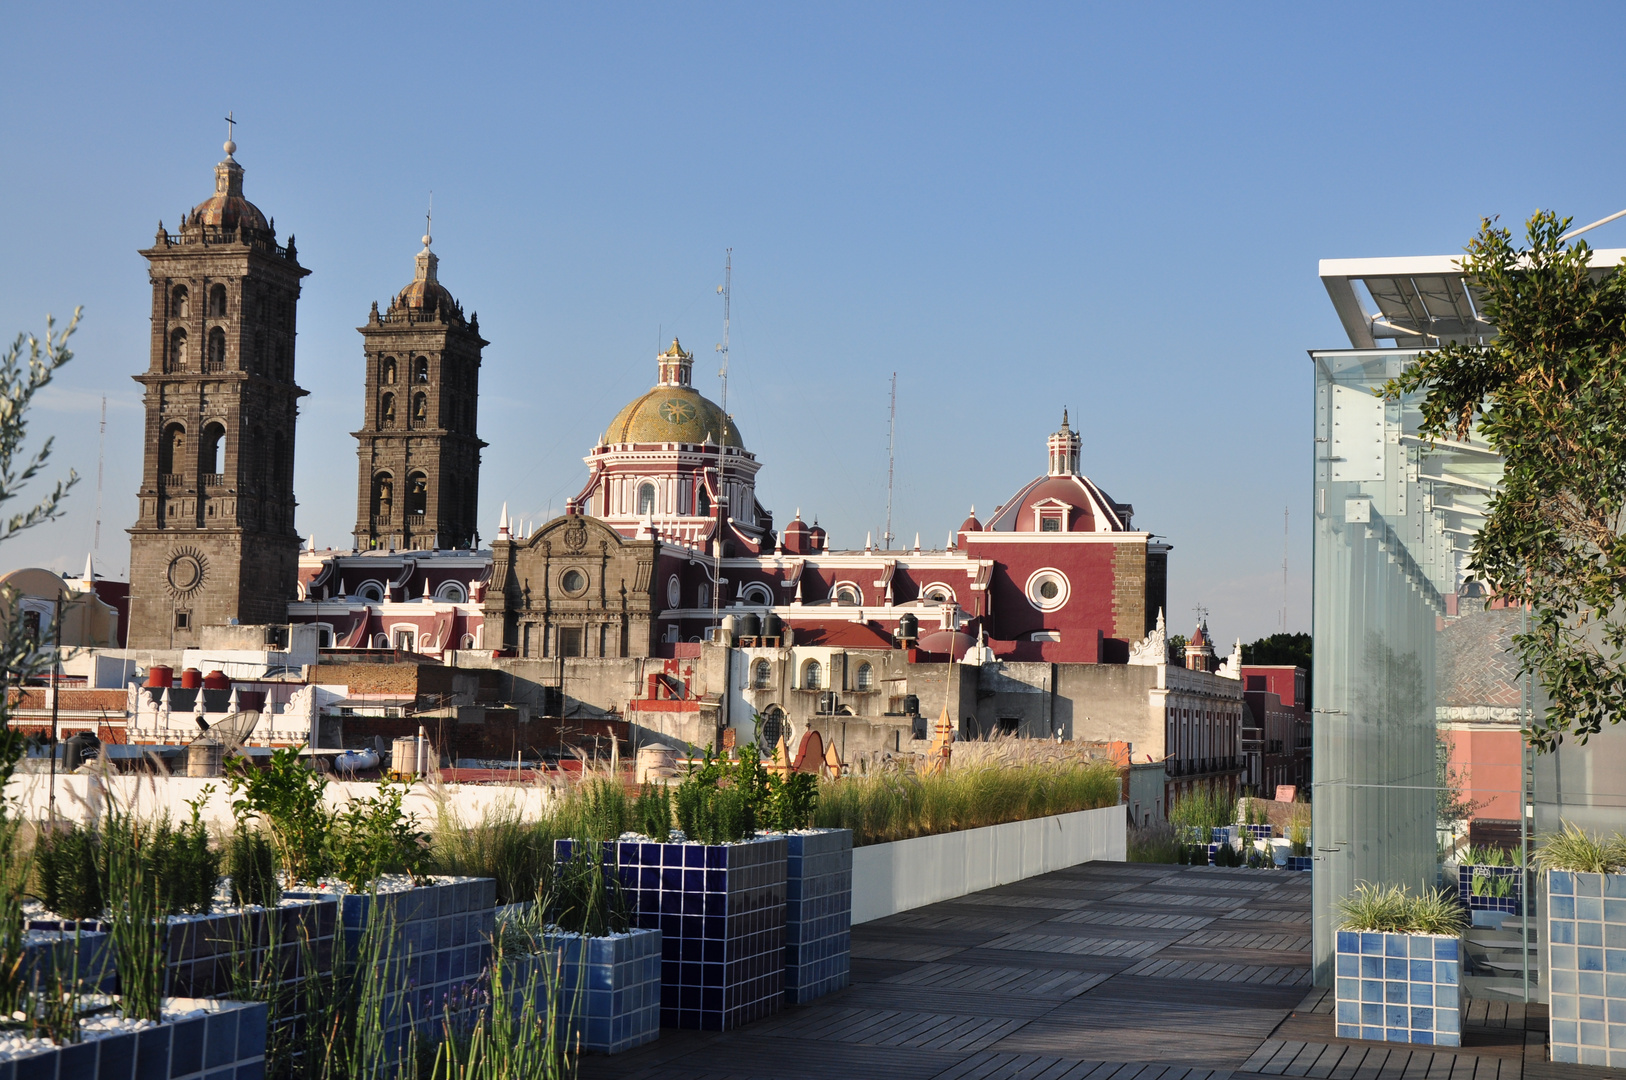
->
{"left": 657, "top": 338, "right": 693, "bottom": 387}
{"left": 1047, "top": 409, "right": 1081, "bottom": 477}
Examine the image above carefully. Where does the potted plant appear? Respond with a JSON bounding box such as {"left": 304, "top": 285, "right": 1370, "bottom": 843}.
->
{"left": 1457, "top": 845, "right": 1525, "bottom": 917}
{"left": 762, "top": 765, "right": 850, "bottom": 1004}
{"left": 1535, "top": 821, "right": 1626, "bottom": 1067}
{"left": 563, "top": 749, "right": 788, "bottom": 1031}
{"left": 512, "top": 836, "right": 661, "bottom": 1054}
{"left": 1334, "top": 883, "right": 1466, "bottom": 1046}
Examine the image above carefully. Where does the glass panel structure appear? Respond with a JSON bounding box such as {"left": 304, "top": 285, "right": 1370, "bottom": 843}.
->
{"left": 1310, "top": 349, "right": 1525, "bottom": 991}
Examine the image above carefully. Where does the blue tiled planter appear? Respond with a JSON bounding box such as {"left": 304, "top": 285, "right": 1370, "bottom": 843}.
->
{"left": 560, "top": 835, "right": 786, "bottom": 1031}
{"left": 1546, "top": 870, "right": 1626, "bottom": 1067}
{"left": 2, "top": 998, "right": 267, "bottom": 1080}
{"left": 784, "top": 830, "right": 851, "bottom": 1004}
{"left": 285, "top": 877, "right": 496, "bottom": 1059}
{"left": 30, "top": 899, "right": 339, "bottom": 1001}
{"left": 22, "top": 928, "right": 115, "bottom": 993}
{"left": 1287, "top": 856, "right": 1312, "bottom": 872}
{"left": 545, "top": 928, "right": 661, "bottom": 1053}
{"left": 1458, "top": 864, "right": 1524, "bottom": 915}
{"left": 1243, "top": 825, "right": 1274, "bottom": 841}
{"left": 1334, "top": 930, "right": 1462, "bottom": 1046}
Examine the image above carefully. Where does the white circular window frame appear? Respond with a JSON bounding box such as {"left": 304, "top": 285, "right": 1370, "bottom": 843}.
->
{"left": 921, "top": 581, "right": 957, "bottom": 604}
{"left": 741, "top": 582, "right": 774, "bottom": 607}
{"left": 666, "top": 574, "right": 682, "bottom": 607}
{"left": 1024, "top": 567, "right": 1070, "bottom": 612}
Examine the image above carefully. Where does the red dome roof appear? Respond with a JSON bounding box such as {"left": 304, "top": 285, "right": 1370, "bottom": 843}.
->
{"left": 958, "top": 507, "right": 983, "bottom": 534}
{"left": 782, "top": 514, "right": 811, "bottom": 554}
{"left": 187, "top": 155, "right": 270, "bottom": 234}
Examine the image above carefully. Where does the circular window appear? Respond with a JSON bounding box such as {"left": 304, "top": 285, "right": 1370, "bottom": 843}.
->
{"left": 1024, "top": 568, "right": 1070, "bottom": 611}
{"left": 561, "top": 568, "right": 587, "bottom": 595}
{"left": 667, "top": 575, "right": 682, "bottom": 607}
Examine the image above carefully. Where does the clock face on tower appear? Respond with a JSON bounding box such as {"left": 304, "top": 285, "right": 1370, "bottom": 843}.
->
{"left": 658, "top": 399, "right": 696, "bottom": 424}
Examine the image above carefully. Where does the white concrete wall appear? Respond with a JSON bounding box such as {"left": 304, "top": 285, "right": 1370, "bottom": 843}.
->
{"left": 851, "top": 803, "right": 1126, "bottom": 924}
{"left": 4, "top": 770, "right": 559, "bottom": 831}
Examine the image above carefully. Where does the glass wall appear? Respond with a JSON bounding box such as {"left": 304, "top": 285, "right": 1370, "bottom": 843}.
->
{"left": 1310, "top": 349, "right": 1526, "bottom": 994}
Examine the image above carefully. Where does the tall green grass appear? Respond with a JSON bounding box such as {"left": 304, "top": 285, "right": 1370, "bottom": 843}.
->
{"left": 812, "top": 758, "right": 1121, "bottom": 847}
{"left": 1167, "top": 788, "right": 1234, "bottom": 833}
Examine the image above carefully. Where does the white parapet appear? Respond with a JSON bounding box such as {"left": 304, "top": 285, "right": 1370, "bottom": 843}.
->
{"left": 851, "top": 803, "right": 1126, "bottom": 924}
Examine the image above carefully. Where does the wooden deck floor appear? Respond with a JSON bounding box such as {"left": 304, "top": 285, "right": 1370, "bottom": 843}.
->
{"left": 578, "top": 863, "right": 1604, "bottom": 1080}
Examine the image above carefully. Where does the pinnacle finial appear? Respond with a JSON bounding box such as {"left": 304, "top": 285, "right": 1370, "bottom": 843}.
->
{"left": 423, "top": 193, "right": 433, "bottom": 249}
{"left": 1061, "top": 407, "right": 1069, "bottom": 429}
{"left": 223, "top": 110, "right": 237, "bottom": 159}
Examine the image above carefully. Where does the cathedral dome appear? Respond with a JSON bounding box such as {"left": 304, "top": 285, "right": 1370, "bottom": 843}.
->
{"left": 605, "top": 387, "right": 743, "bottom": 448}
{"left": 603, "top": 340, "right": 743, "bottom": 448}
{"left": 187, "top": 147, "right": 270, "bottom": 234}
{"left": 388, "top": 240, "right": 464, "bottom": 323}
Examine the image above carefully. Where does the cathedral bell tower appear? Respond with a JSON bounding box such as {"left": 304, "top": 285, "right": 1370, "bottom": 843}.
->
{"left": 353, "top": 228, "right": 486, "bottom": 551}
{"left": 127, "top": 135, "right": 309, "bottom": 649}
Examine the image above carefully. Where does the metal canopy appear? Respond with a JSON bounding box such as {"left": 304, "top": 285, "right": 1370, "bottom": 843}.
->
{"left": 1320, "top": 250, "right": 1626, "bottom": 348}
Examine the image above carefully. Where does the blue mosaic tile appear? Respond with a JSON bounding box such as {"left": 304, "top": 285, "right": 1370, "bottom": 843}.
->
{"left": 563, "top": 835, "right": 786, "bottom": 1031}
{"left": 1335, "top": 930, "right": 1463, "bottom": 1045}
{"left": 1458, "top": 864, "right": 1524, "bottom": 914}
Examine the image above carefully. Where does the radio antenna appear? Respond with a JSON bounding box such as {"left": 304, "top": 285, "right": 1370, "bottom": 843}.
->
{"left": 1280, "top": 504, "right": 1290, "bottom": 629}
{"left": 712, "top": 249, "right": 732, "bottom": 633}
{"left": 93, "top": 395, "right": 106, "bottom": 556}
{"left": 884, "top": 373, "right": 896, "bottom": 550}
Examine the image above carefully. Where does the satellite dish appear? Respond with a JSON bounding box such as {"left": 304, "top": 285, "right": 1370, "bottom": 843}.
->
{"left": 185, "top": 710, "right": 261, "bottom": 757}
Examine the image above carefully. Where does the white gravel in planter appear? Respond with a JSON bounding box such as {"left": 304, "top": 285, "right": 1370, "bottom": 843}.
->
{"left": 287, "top": 873, "right": 480, "bottom": 896}
{"left": 0, "top": 996, "right": 236, "bottom": 1062}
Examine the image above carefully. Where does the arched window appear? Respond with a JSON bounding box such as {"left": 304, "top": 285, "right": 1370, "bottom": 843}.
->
{"left": 460, "top": 633, "right": 475, "bottom": 649}
{"left": 414, "top": 357, "right": 429, "bottom": 383}
{"left": 742, "top": 583, "right": 774, "bottom": 606}
{"left": 207, "top": 327, "right": 226, "bottom": 371}
{"left": 834, "top": 585, "right": 861, "bottom": 606}
{"left": 757, "top": 706, "right": 785, "bottom": 753}
{"left": 753, "top": 659, "right": 772, "bottom": 689}
{"left": 381, "top": 393, "right": 396, "bottom": 426}
{"left": 413, "top": 393, "right": 428, "bottom": 426}
{"left": 209, "top": 284, "right": 228, "bottom": 317}
{"left": 371, "top": 632, "right": 388, "bottom": 648}
{"left": 171, "top": 285, "right": 189, "bottom": 319}
{"left": 436, "top": 581, "right": 468, "bottom": 603}
{"left": 159, "top": 424, "right": 185, "bottom": 476}
{"left": 199, "top": 422, "right": 225, "bottom": 479}
{"left": 382, "top": 357, "right": 397, "bottom": 385}
{"left": 803, "top": 660, "right": 822, "bottom": 690}
{"left": 407, "top": 472, "right": 428, "bottom": 517}
{"left": 316, "top": 626, "right": 333, "bottom": 648}
{"left": 360, "top": 584, "right": 385, "bottom": 603}
{"left": 637, "top": 483, "right": 657, "bottom": 515}
{"left": 168, "top": 328, "right": 188, "bottom": 372}
{"left": 855, "top": 662, "right": 874, "bottom": 692}
{"left": 697, "top": 487, "right": 711, "bottom": 517}
{"left": 372, "top": 474, "right": 394, "bottom": 521}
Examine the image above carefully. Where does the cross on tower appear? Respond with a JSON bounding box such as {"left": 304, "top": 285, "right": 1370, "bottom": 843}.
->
{"left": 225, "top": 111, "right": 236, "bottom": 142}
{"left": 1193, "top": 603, "right": 1208, "bottom": 626}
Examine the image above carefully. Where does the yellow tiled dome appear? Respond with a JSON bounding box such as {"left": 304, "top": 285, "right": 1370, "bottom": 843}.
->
{"left": 604, "top": 386, "right": 744, "bottom": 448}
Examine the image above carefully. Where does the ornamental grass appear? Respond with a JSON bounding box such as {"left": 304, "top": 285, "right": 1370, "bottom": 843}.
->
{"left": 812, "top": 755, "right": 1120, "bottom": 847}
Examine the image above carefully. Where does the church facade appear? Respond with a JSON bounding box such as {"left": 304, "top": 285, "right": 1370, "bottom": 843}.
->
{"left": 288, "top": 341, "right": 1170, "bottom": 668}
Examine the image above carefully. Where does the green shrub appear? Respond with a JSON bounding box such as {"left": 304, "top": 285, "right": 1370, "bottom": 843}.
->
{"left": 227, "top": 827, "right": 278, "bottom": 908}
{"left": 330, "top": 782, "right": 426, "bottom": 891}
{"left": 426, "top": 803, "right": 560, "bottom": 907}
{"left": 630, "top": 784, "right": 672, "bottom": 843}
{"left": 1336, "top": 882, "right": 1466, "bottom": 936}
{"left": 764, "top": 772, "right": 819, "bottom": 832}
{"left": 1533, "top": 821, "right": 1626, "bottom": 874}
{"left": 814, "top": 758, "right": 1119, "bottom": 846}
{"left": 1128, "top": 823, "right": 1179, "bottom": 863}
{"left": 566, "top": 779, "right": 628, "bottom": 843}
{"left": 1168, "top": 788, "right": 1233, "bottom": 832}
{"left": 226, "top": 745, "right": 332, "bottom": 886}
{"left": 34, "top": 822, "right": 101, "bottom": 920}
{"left": 544, "top": 840, "right": 630, "bottom": 939}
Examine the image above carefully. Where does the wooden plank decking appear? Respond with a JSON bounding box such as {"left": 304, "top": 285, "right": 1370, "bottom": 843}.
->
{"left": 578, "top": 863, "right": 1590, "bottom": 1080}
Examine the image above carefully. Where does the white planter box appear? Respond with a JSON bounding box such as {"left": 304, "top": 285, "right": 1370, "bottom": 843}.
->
{"left": 851, "top": 804, "right": 1125, "bottom": 924}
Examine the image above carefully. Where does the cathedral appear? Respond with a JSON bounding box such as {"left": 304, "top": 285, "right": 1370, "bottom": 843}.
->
{"left": 128, "top": 138, "right": 1169, "bottom": 666}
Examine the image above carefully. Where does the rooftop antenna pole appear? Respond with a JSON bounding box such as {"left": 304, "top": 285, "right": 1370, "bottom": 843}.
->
{"left": 884, "top": 373, "right": 896, "bottom": 550}
{"left": 1280, "top": 505, "right": 1290, "bottom": 630}
{"left": 93, "top": 395, "right": 106, "bottom": 558}
{"left": 712, "top": 249, "right": 732, "bottom": 636}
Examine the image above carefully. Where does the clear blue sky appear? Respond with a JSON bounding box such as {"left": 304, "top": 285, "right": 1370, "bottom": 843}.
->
{"left": 3, "top": 2, "right": 1623, "bottom": 644}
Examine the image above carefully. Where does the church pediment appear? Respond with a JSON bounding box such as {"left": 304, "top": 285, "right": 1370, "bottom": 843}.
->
{"left": 526, "top": 513, "right": 624, "bottom": 555}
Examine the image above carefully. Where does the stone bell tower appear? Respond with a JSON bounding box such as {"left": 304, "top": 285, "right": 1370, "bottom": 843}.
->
{"left": 127, "top": 134, "right": 309, "bottom": 648}
{"left": 352, "top": 226, "right": 486, "bottom": 552}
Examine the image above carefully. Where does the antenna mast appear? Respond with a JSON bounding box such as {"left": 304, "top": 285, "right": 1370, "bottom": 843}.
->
{"left": 712, "top": 249, "right": 732, "bottom": 634}
{"left": 884, "top": 373, "right": 896, "bottom": 550}
{"left": 1280, "top": 505, "right": 1290, "bottom": 630}
{"left": 93, "top": 395, "right": 106, "bottom": 557}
